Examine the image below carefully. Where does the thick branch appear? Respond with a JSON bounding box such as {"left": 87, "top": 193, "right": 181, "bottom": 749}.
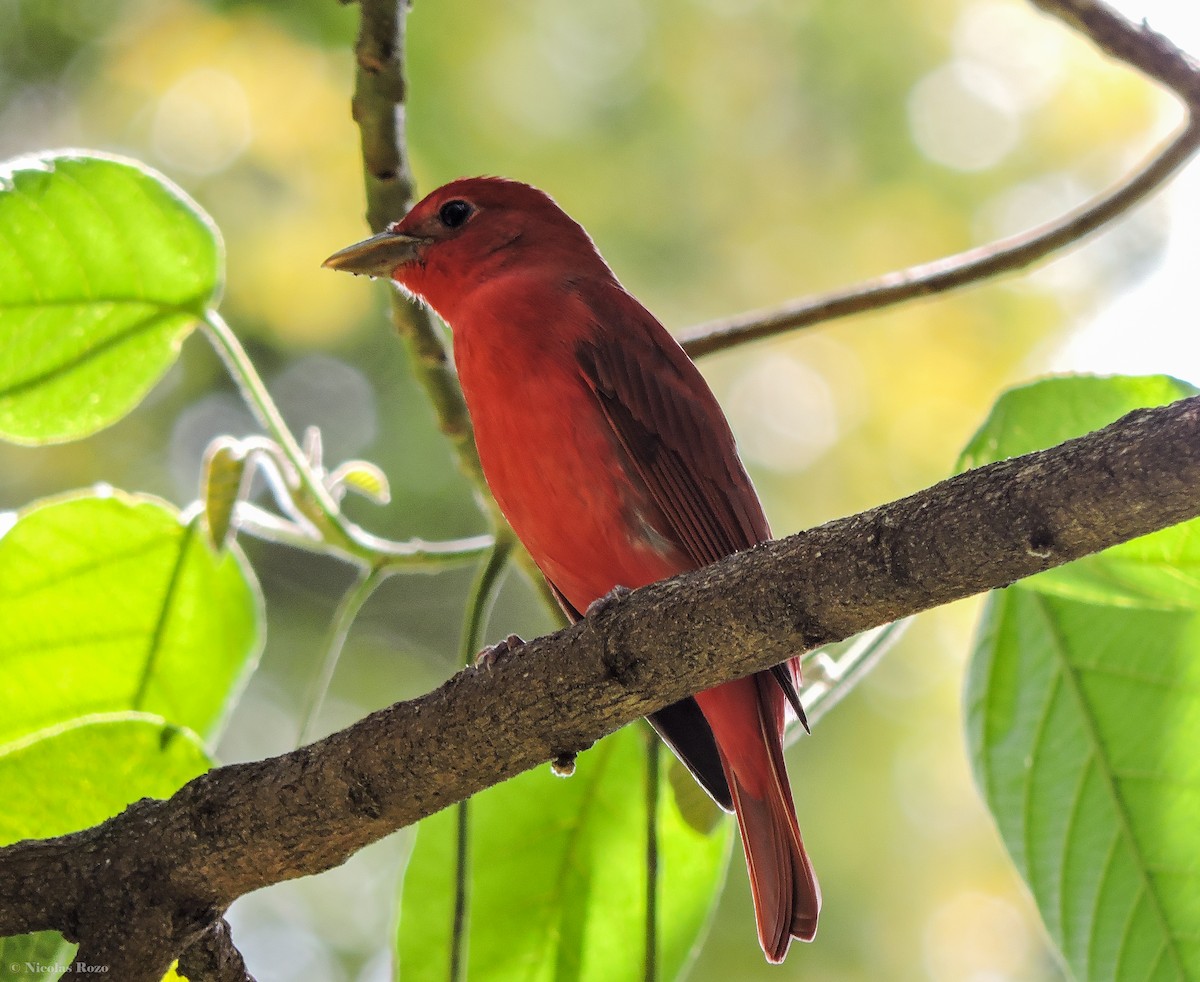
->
{"left": 2, "top": 395, "right": 1198, "bottom": 979}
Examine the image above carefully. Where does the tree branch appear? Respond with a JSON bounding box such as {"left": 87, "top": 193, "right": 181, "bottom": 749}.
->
{"left": 678, "top": 0, "right": 1200, "bottom": 358}
{"left": 3, "top": 394, "right": 1198, "bottom": 979}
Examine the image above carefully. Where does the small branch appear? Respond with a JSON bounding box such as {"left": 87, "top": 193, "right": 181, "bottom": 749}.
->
{"left": 679, "top": 121, "right": 1200, "bottom": 358}
{"left": 176, "top": 919, "right": 257, "bottom": 982}
{"left": 678, "top": 0, "right": 1200, "bottom": 359}
{"left": 203, "top": 311, "right": 494, "bottom": 571}
{"left": 298, "top": 566, "right": 387, "bottom": 746}
{"left": 1031, "top": 0, "right": 1200, "bottom": 104}
{"left": 449, "top": 531, "right": 514, "bottom": 979}
{"left": 344, "top": 0, "right": 566, "bottom": 616}
{"left": 3, "top": 395, "right": 1197, "bottom": 980}
{"left": 202, "top": 311, "right": 355, "bottom": 552}
{"left": 643, "top": 732, "right": 661, "bottom": 982}
{"left": 347, "top": 0, "right": 486, "bottom": 498}
{"left": 232, "top": 503, "right": 494, "bottom": 571}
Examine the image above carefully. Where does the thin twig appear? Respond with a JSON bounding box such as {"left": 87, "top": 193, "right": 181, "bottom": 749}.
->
{"left": 1030, "top": 0, "right": 1200, "bottom": 104}
{"left": 345, "top": 0, "right": 564, "bottom": 616}
{"left": 449, "top": 531, "right": 516, "bottom": 981}
{"left": 679, "top": 122, "right": 1200, "bottom": 358}
{"left": 203, "top": 311, "right": 356, "bottom": 551}
{"left": 679, "top": 0, "right": 1200, "bottom": 359}
{"left": 297, "top": 567, "right": 386, "bottom": 746}
{"left": 643, "top": 732, "right": 661, "bottom": 982}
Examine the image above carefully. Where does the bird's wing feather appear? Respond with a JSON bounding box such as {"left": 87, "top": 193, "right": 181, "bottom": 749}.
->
{"left": 573, "top": 280, "right": 770, "bottom": 566}
{"left": 570, "top": 280, "right": 785, "bottom": 808}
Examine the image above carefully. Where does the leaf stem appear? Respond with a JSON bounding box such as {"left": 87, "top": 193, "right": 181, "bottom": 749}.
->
{"left": 448, "top": 531, "right": 516, "bottom": 980}
{"left": 794, "top": 620, "right": 910, "bottom": 738}
{"left": 297, "top": 566, "right": 386, "bottom": 746}
{"left": 644, "top": 731, "right": 661, "bottom": 982}
{"left": 202, "top": 310, "right": 356, "bottom": 550}
{"left": 201, "top": 310, "right": 495, "bottom": 570}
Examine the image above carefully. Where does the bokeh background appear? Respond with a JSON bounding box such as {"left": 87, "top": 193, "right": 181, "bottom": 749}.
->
{"left": 2, "top": 0, "right": 1197, "bottom": 978}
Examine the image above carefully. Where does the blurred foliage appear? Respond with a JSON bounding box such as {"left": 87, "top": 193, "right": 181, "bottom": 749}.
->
{"left": 0, "top": 0, "right": 1183, "bottom": 979}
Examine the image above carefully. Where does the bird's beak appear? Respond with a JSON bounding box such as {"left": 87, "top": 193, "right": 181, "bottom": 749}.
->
{"left": 322, "top": 231, "right": 427, "bottom": 279}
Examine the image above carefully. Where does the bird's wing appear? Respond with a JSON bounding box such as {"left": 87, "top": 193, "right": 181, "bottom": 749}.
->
{"left": 573, "top": 281, "right": 770, "bottom": 567}
{"left": 571, "top": 280, "right": 785, "bottom": 810}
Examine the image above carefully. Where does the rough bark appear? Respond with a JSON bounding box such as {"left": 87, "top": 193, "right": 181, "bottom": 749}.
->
{"left": 1, "top": 395, "right": 1198, "bottom": 979}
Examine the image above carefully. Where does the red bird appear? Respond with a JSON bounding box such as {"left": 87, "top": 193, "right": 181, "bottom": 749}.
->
{"left": 325, "top": 177, "right": 820, "bottom": 960}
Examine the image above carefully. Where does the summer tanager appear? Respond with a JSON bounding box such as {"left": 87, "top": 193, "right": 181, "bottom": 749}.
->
{"left": 324, "top": 177, "right": 820, "bottom": 961}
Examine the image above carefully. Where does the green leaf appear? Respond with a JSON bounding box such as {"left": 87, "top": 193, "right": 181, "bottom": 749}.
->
{"left": 0, "top": 713, "right": 212, "bottom": 846}
{"left": 0, "top": 490, "right": 261, "bottom": 745}
{"left": 397, "top": 726, "right": 732, "bottom": 981}
{"left": 329, "top": 459, "right": 391, "bottom": 505}
{"left": 960, "top": 374, "right": 1200, "bottom": 611}
{"left": 0, "top": 151, "right": 222, "bottom": 444}
{"left": 963, "top": 374, "right": 1200, "bottom": 977}
{"left": 958, "top": 374, "right": 1197, "bottom": 471}
{"left": 201, "top": 437, "right": 250, "bottom": 552}
{"left": 967, "top": 588, "right": 1200, "bottom": 981}
{"left": 0, "top": 932, "right": 76, "bottom": 982}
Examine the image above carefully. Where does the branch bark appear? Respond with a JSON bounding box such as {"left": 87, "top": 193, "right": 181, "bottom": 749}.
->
{"left": 3, "top": 394, "right": 1198, "bottom": 980}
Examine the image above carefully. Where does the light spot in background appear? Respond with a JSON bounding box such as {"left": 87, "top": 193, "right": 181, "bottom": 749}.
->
{"left": 726, "top": 354, "right": 839, "bottom": 473}
{"left": 923, "top": 890, "right": 1034, "bottom": 982}
{"left": 226, "top": 911, "right": 347, "bottom": 982}
{"left": 0, "top": 83, "right": 81, "bottom": 159}
{"left": 908, "top": 61, "right": 1021, "bottom": 172}
{"left": 270, "top": 355, "right": 378, "bottom": 461}
{"left": 975, "top": 172, "right": 1087, "bottom": 242}
{"left": 169, "top": 392, "right": 259, "bottom": 503}
{"left": 1050, "top": 163, "right": 1200, "bottom": 382}
{"left": 953, "top": 1, "right": 1065, "bottom": 112}
{"left": 892, "top": 733, "right": 977, "bottom": 839}
{"left": 152, "top": 68, "right": 252, "bottom": 175}
{"left": 481, "top": 0, "right": 648, "bottom": 136}
{"left": 975, "top": 172, "right": 1099, "bottom": 293}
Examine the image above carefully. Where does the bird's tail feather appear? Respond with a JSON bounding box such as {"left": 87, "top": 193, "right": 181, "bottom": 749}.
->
{"left": 724, "top": 675, "right": 820, "bottom": 962}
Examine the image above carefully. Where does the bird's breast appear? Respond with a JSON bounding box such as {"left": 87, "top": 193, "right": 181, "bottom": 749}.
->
{"left": 452, "top": 315, "right": 686, "bottom": 612}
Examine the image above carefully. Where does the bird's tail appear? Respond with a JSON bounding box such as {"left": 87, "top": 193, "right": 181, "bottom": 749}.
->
{"left": 722, "top": 673, "right": 820, "bottom": 962}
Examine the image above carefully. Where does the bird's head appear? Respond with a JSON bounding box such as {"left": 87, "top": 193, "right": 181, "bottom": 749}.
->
{"left": 323, "top": 176, "right": 606, "bottom": 321}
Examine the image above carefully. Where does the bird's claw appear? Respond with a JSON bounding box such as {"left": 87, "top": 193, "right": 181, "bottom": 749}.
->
{"left": 585, "top": 585, "right": 632, "bottom": 619}
{"left": 475, "top": 633, "right": 525, "bottom": 671}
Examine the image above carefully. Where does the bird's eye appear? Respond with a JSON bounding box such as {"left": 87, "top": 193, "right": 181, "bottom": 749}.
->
{"left": 438, "top": 199, "right": 474, "bottom": 229}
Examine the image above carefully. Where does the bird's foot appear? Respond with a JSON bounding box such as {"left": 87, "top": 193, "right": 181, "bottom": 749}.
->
{"left": 585, "top": 585, "right": 632, "bottom": 619}
{"left": 474, "top": 633, "right": 525, "bottom": 671}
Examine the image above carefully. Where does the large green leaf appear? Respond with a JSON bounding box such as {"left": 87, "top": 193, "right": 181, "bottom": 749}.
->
{"left": 958, "top": 374, "right": 1197, "bottom": 470}
{"left": 0, "top": 490, "right": 261, "bottom": 745}
{"left": 963, "top": 374, "right": 1200, "bottom": 980}
{"left": 0, "top": 152, "right": 222, "bottom": 444}
{"left": 967, "top": 589, "right": 1200, "bottom": 980}
{"left": 397, "top": 725, "right": 732, "bottom": 981}
{"left": 0, "top": 712, "right": 212, "bottom": 846}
